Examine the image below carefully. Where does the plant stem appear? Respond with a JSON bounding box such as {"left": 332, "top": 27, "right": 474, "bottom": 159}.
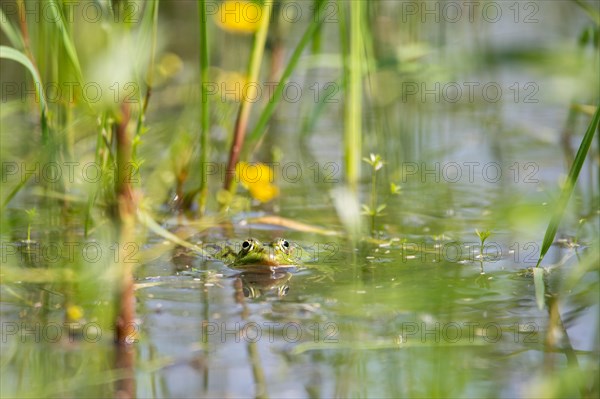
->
{"left": 345, "top": 0, "right": 364, "bottom": 189}
{"left": 198, "top": 0, "right": 210, "bottom": 214}
{"left": 114, "top": 102, "right": 136, "bottom": 399}
{"left": 143, "top": 0, "right": 160, "bottom": 116}
{"left": 371, "top": 168, "right": 377, "bottom": 235}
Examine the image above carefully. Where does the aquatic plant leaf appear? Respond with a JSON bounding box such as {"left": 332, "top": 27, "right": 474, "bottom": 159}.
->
{"left": 536, "top": 105, "right": 600, "bottom": 267}
{"left": 574, "top": 0, "right": 600, "bottom": 25}
{"left": 0, "top": 46, "right": 46, "bottom": 112}
{"left": 475, "top": 229, "right": 492, "bottom": 245}
{"left": 137, "top": 210, "right": 210, "bottom": 257}
{"left": 247, "top": 0, "right": 329, "bottom": 144}
{"left": 47, "top": 0, "right": 84, "bottom": 84}
{"left": 2, "top": 173, "right": 33, "bottom": 209}
{"left": 0, "top": 9, "right": 23, "bottom": 50}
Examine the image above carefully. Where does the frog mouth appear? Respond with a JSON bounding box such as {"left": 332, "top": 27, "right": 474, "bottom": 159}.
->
{"left": 254, "top": 258, "right": 284, "bottom": 267}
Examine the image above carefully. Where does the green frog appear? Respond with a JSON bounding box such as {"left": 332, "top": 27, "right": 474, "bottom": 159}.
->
{"left": 219, "top": 238, "right": 299, "bottom": 272}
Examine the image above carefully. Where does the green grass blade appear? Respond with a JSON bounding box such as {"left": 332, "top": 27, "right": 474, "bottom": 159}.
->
{"left": 536, "top": 104, "right": 600, "bottom": 267}
{"left": 2, "top": 174, "right": 33, "bottom": 209}
{"left": 137, "top": 0, "right": 160, "bottom": 111}
{"left": 246, "top": 1, "right": 329, "bottom": 144}
{"left": 0, "top": 45, "right": 46, "bottom": 112}
{"left": 0, "top": 9, "right": 24, "bottom": 50}
{"left": 573, "top": 0, "right": 600, "bottom": 25}
{"left": 133, "top": 0, "right": 160, "bottom": 157}
{"left": 311, "top": 0, "right": 325, "bottom": 53}
{"left": 48, "top": 0, "right": 84, "bottom": 84}
{"left": 137, "top": 210, "right": 210, "bottom": 257}
{"left": 198, "top": 0, "right": 210, "bottom": 213}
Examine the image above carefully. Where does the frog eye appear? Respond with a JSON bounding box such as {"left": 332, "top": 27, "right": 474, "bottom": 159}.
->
{"left": 282, "top": 240, "right": 290, "bottom": 249}
{"left": 242, "top": 240, "right": 253, "bottom": 250}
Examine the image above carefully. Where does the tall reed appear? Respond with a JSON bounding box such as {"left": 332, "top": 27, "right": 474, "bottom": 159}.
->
{"left": 198, "top": 0, "right": 210, "bottom": 214}
{"left": 536, "top": 105, "right": 600, "bottom": 267}
{"left": 344, "top": 0, "right": 364, "bottom": 188}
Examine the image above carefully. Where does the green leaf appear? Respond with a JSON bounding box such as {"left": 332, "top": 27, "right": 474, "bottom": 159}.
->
{"left": 536, "top": 105, "right": 600, "bottom": 267}
{"left": 2, "top": 173, "right": 33, "bottom": 209}
{"left": 247, "top": 0, "right": 329, "bottom": 144}
{"left": 475, "top": 229, "right": 491, "bottom": 245}
{"left": 573, "top": 0, "right": 600, "bottom": 25}
{"left": 533, "top": 267, "right": 545, "bottom": 310}
{"left": 137, "top": 210, "right": 210, "bottom": 257}
{"left": 48, "top": 0, "right": 84, "bottom": 84}
{"left": 25, "top": 208, "right": 38, "bottom": 218}
{"left": 0, "top": 9, "right": 24, "bottom": 50}
{"left": 0, "top": 46, "right": 46, "bottom": 112}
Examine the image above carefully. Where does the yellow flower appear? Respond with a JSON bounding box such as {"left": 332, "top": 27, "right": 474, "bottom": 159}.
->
{"left": 236, "top": 162, "right": 274, "bottom": 186}
{"left": 236, "top": 162, "right": 279, "bottom": 202}
{"left": 66, "top": 305, "right": 84, "bottom": 321}
{"left": 214, "top": 1, "right": 264, "bottom": 34}
{"left": 249, "top": 182, "right": 279, "bottom": 202}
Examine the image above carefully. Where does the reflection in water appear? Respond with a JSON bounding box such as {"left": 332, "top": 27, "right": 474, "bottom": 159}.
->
{"left": 475, "top": 259, "right": 492, "bottom": 289}
{"left": 231, "top": 272, "right": 293, "bottom": 398}
{"left": 171, "top": 245, "right": 199, "bottom": 272}
{"left": 235, "top": 271, "right": 293, "bottom": 300}
{"left": 115, "top": 342, "right": 135, "bottom": 399}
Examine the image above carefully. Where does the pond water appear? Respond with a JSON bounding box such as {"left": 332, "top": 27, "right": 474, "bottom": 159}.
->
{"left": 1, "top": 1, "right": 598, "bottom": 398}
